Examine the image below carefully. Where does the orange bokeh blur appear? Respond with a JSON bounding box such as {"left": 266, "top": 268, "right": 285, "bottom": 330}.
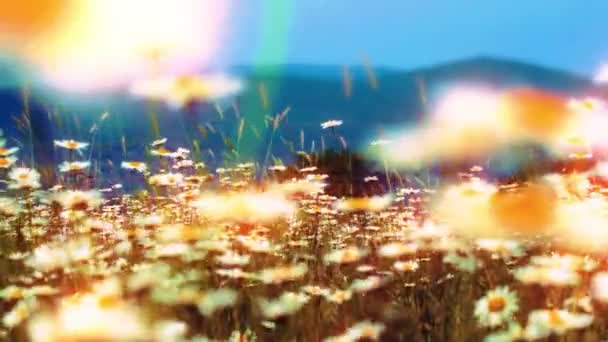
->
{"left": 0, "top": 1, "right": 75, "bottom": 41}
{"left": 499, "top": 88, "right": 572, "bottom": 140}
{"left": 490, "top": 182, "right": 557, "bottom": 234}
{"left": 0, "top": 1, "right": 231, "bottom": 91}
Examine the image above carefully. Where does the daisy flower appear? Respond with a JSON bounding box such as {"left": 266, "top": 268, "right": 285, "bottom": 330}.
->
{"left": 530, "top": 254, "right": 596, "bottom": 272}
{"left": 432, "top": 179, "right": 500, "bottom": 238}
{"left": 563, "top": 295, "right": 593, "bottom": 313}
{"left": 301, "top": 285, "right": 330, "bottom": 297}
{"left": 524, "top": 309, "right": 593, "bottom": 339}
{"left": 393, "top": 260, "right": 420, "bottom": 272}
{"left": 153, "top": 320, "right": 187, "bottom": 342}
{"left": 306, "top": 174, "right": 329, "bottom": 182}
{"left": 149, "top": 243, "right": 191, "bottom": 258}
{"left": 228, "top": 329, "right": 257, "bottom": 342}
{"left": 121, "top": 161, "right": 147, "bottom": 173}
{"left": 474, "top": 286, "right": 519, "bottom": 327}
{"left": 8, "top": 167, "right": 41, "bottom": 190}
{"left": 3, "top": 298, "right": 38, "bottom": 328}
{"left": 0, "top": 146, "right": 18, "bottom": 156}
{"left": 257, "top": 292, "right": 310, "bottom": 319}
{"left": 150, "top": 137, "right": 167, "bottom": 147}
{"left": 323, "top": 289, "right": 353, "bottom": 304}
{"left": 25, "top": 243, "right": 68, "bottom": 272}
{"left": 0, "top": 156, "right": 17, "bottom": 169}
{"left": 237, "top": 162, "right": 254, "bottom": 169}
{"left": 54, "top": 190, "right": 103, "bottom": 211}
{"left": 475, "top": 238, "right": 525, "bottom": 259}
{"left": 321, "top": 120, "right": 343, "bottom": 129}
{"left": 513, "top": 266, "right": 580, "bottom": 286}
{"left": 324, "top": 246, "right": 368, "bottom": 264}
{"left": 591, "top": 272, "right": 608, "bottom": 302}
{"left": 175, "top": 147, "right": 191, "bottom": 159}
{"left": 173, "top": 159, "right": 193, "bottom": 169}
{"left": 54, "top": 139, "right": 89, "bottom": 150}
{"left": 299, "top": 166, "right": 318, "bottom": 173}
{"left": 133, "top": 214, "right": 164, "bottom": 228}
{"left": 483, "top": 323, "right": 523, "bottom": 342}
{"left": 378, "top": 242, "right": 418, "bottom": 258}
{"left": 269, "top": 164, "right": 287, "bottom": 171}
{"left": 58, "top": 161, "right": 90, "bottom": 173}
{"left": 215, "top": 252, "right": 250, "bottom": 267}
{"left": 0, "top": 197, "right": 21, "bottom": 216}
{"left": 443, "top": 250, "right": 480, "bottom": 273}
{"left": 197, "top": 289, "right": 238, "bottom": 317}
{"left": 130, "top": 74, "right": 242, "bottom": 108}
{"left": 149, "top": 173, "right": 184, "bottom": 187}
{"left": 28, "top": 294, "right": 147, "bottom": 341}
{"left": 150, "top": 147, "right": 179, "bottom": 158}
{"left": 190, "top": 191, "right": 295, "bottom": 223}
{"left": 256, "top": 263, "right": 308, "bottom": 284}
{"left": 345, "top": 321, "right": 385, "bottom": 341}
{"left": 356, "top": 264, "right": 376, "bottom": 273}
{"left": 325, "top": 321, "right": 385, "bottom": 342}
{"left": 215, "top": 268, "right": 254, "bottom": 280}
{"left": 349, "top": 276, "right": 389, "bottom": 293}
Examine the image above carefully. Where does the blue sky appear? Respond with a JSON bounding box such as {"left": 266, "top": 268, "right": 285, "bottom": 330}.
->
{"left": 220, "top": 1, "right": 608, "bottom": 74}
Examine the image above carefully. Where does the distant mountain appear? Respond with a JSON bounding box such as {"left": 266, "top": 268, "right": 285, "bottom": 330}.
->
{"left": 0, "top": 56, "right": 604, "bottom": 172}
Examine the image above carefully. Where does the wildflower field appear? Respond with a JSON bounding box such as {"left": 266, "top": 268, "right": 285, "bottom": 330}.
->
{"left": 3, "top": 92, "right": 608, "bottom": 342}
{"left": 3, "top": 1, "right": 608, "bottom": 341}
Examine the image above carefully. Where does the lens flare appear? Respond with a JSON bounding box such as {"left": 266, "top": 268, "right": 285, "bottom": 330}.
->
{"left": 15, "top": 0, "right": 231, "bottom": 91}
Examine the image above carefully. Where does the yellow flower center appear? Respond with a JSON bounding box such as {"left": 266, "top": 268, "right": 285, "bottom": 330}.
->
{"left": 66, "top": 141, "right": 79, "bottom": 149}
{"left": 342, "top": 249, "right": 358, "bottom": 262}
{"left": 18, "top": 173, "right": 29, "bottom": 180}
{"left": 360, "top": 327, "right": 376, "bottom": 337}
{"left": 548, "top": 310, "right": 566, "bottom": 327}
{"left": 156, "top": 147, "right": 169, "bottom": 154}
{"left": 487, "top": 295, "right": 506, "bottom": 312}
{"left": 0, "top": 159, "right": 9, "bottom": 167}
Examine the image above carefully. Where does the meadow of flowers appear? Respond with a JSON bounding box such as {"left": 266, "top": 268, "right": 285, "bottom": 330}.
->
{"left": 3, "top": 91, "right": 608, "bottom": 342}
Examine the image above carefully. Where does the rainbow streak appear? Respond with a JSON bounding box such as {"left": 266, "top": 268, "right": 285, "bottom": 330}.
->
{"left": 238, "top": 0, "right": 294, "bottom": 162}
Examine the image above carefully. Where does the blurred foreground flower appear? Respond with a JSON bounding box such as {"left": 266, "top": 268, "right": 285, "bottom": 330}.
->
{"left": 324, "top": 321, "right": 385, "bottom": 341}
{"left": 591, "top": 272, "right": 608, "bottom": 302}
{"left": 334, "top": 194, "right": 393, "bottom": 212}
{"left": 324, "top": 246, "right": 368, "bottom": 264}
{"left": 28, "top": 293, "right": 147, "bottom": 342}
{"left": 0, "top": 156, "right": 17, "bottom": 169}
{"left": 197, "top": 289, "right": 238, "bottom": 317}
{"left": 371, "top": 87, "right": 605, "bottom": 167}
{"left": 191, "top": 191, "right": 295, "bottom": 224}
{"left": 258, "top": 292, "right": 310, "bottom": 319}
{"left": 524, "top": 309, "right": 593, "bottom": 339}
{"left": 434, "top": 180, "right": 557, "bottom": 238}
{"left": 130, "top": 74, "right": 243, "bottom": 108}
{"left": 54, "top": 190, "right": 103, "bottom": 211}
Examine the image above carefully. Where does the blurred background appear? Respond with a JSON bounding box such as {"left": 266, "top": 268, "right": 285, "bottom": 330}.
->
{"left": 2, "top": 0, "right": 608, "bottom": 179}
